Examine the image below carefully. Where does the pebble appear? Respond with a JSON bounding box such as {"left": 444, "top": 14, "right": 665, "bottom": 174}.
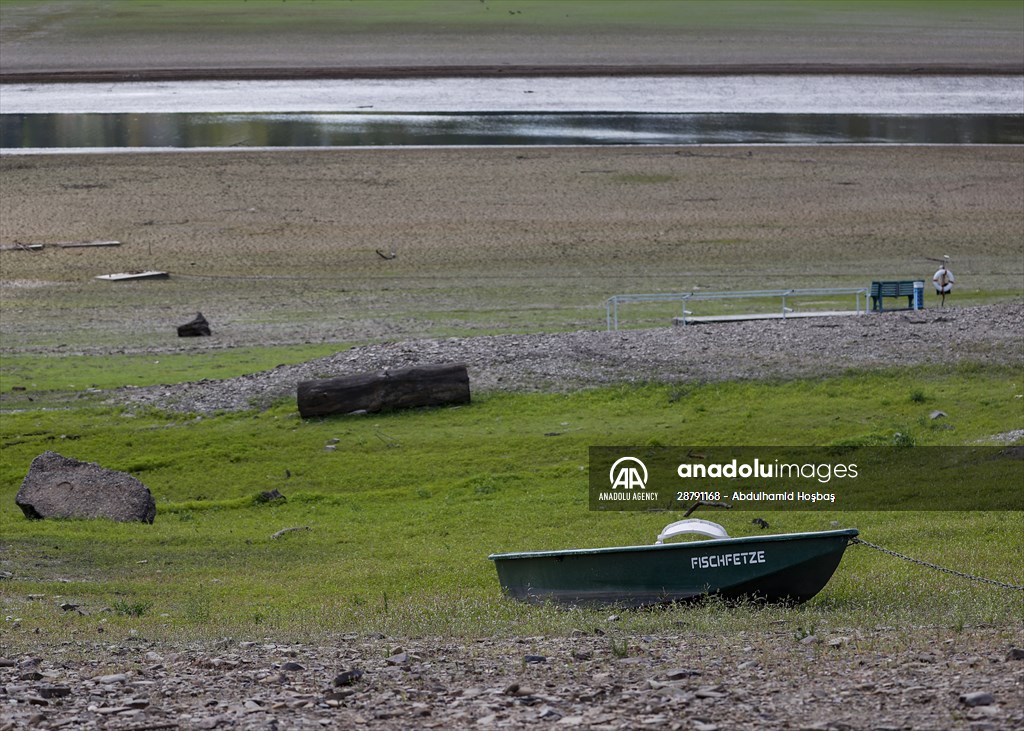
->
{"left": 960, "top": 691, "right": 996, "bottom": 707}
{"left": 96, "top": 673, "right": 129, "bottom": 684}
{"left": 1, "top": 631, "right": 1020, "bottom": 730}
{"left": 333, "top": 669, "right": 363, "bottom": 686}
{"left": 36, "top": 686, "right": 71, "bottom": 699}
{"left": 109, "top": 304, "right": 1024, "bottom": 415}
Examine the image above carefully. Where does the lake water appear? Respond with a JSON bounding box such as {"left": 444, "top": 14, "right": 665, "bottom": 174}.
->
{"left": 2, "top": 112, "right": 1021, "bottom": 150}
{"left": 1, "top": 75, "right": 1020, "bottom": 151}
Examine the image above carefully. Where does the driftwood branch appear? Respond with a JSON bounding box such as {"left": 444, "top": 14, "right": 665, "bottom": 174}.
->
{"left": 0, "top": 242, "right": 43, "bottom": 252}
{"left": 0, "top": 240, "right": 120, "bottom": 252}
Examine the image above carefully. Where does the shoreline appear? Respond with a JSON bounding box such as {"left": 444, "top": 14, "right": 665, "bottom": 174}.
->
{"left": 4, "top": 62, "right": 1023, "bottom": 85}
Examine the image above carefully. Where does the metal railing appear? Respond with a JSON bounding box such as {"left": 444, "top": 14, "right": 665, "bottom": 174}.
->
{"left": 606, "top": 288, "right": 870, "bottom": 330}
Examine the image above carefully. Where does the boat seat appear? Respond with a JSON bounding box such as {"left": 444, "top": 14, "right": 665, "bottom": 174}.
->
{"left": 655, "top": 519, "right": 730, "bottom": 544}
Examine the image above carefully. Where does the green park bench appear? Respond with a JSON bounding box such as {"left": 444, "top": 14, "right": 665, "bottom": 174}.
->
{"left": 870, "top": 280, "right": 922, "bottom": 311}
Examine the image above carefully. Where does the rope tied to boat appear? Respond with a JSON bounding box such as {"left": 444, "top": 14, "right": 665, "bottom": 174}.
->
{"left": 850, "top": 537, "right": 1024, "bottom": 591}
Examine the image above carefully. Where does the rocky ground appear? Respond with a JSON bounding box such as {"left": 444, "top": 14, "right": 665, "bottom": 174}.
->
{"left": 109, "top": 302, "right": 1024, "bottom": 415}
{"left": 3, "top": 630, "right": 1023, "bottom": 731}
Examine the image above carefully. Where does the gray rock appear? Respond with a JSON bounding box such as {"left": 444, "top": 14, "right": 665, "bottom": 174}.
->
{"left": 36, "top": 686, "right": 71, "bottom": 699}
{"left": 97, "top": 673, "right": 129, "bottom": 684}
{"left": 256, "top": 489, "right": 285, "bottom": 504}
{"left": 960, "top": 691, "right": 996, "bottom": 707}
{"left": 15, "top": 451, "right": 156, "bottom": 523}
{"left": 333, "top": 669, "right": 363, "bottom": 686}
{"left": 177, "top": 312, "right": 212, "bottom": 337}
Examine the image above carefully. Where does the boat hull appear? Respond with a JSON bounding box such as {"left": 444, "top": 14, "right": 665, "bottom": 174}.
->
{"left": 489, "top": 529, "right": 858, "bottom": 607}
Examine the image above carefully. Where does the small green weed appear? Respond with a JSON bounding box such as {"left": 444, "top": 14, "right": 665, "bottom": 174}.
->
{"left": 609, "top": 636, "right": 630, "bottom": 658}
{"left": 112, "top": 599, "right": 153, "bottom": 618}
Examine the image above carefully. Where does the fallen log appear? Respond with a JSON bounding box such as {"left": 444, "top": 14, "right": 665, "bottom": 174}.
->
{"left": 297, "top": 363, "right": 470, "bottom": 418}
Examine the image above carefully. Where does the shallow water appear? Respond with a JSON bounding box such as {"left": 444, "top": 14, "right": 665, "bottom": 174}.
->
{"left": 2, "top": 112, "right": 1021, "bottom": 149}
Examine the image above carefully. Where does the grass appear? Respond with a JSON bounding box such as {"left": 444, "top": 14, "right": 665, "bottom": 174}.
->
{"left": 3, "top": 1, "right": 1019, "bottom": 37}
{"left": 2, "top": 362, "right": 1021, "bottom": 648}
{"left": 2, "top": 0, "right": 1015, "bottom": 37}
{"left": 0, "top": 342, "right": 345, "bottom": 393}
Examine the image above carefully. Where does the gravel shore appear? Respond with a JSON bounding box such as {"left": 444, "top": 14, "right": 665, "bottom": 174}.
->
{"left": 110, "top": 302, "right": 1024, "bottom": 415}
{"left": 2, "top": 629, "right": 1022, "bottom": 731}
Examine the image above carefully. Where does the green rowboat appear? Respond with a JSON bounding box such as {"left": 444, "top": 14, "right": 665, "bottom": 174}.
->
{"left": 489, "top": 520, "right": 858, "bottom": 607}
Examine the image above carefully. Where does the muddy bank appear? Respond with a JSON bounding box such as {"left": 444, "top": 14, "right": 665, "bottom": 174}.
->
{"left": 6, "top": 62, "right": 1024, "bottom": 84}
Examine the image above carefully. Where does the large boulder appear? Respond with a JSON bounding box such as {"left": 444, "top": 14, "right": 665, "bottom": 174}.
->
{"left": 15, "top": 451, "right": 156, "bottom": 523}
